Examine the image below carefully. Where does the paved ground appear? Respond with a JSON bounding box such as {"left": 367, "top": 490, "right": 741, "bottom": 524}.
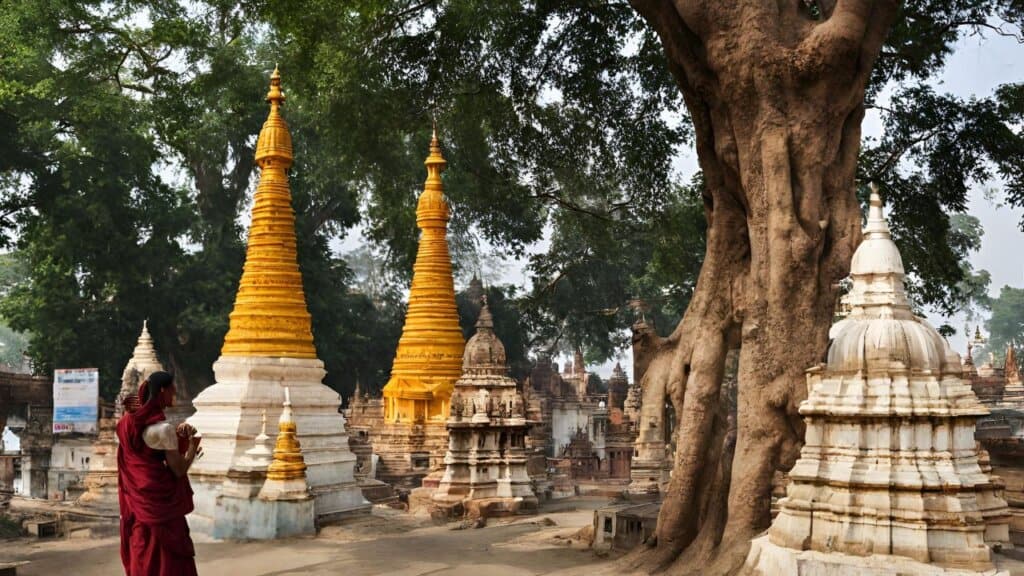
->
{"left": 0, "top": 499, "right": 608, "bottom": 576}
{"left": 5, "top": 497, "right": 1023, "bottom": 576}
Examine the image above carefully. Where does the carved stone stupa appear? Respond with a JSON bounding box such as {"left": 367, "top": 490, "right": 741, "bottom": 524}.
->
{"left": 187, "top": 67, "right": 367, "bottom": 536}
{"left": 78, "top": 321, "right": 166, "bottom": 513}
{"left": 375, "top": 129, "right": 466, "bottom": 488}
{"left": 745, "top": 192, "right": 1010, "bottom": 575}
{"left": 118, "top": 321, "right": 165, "bottom": 412}
{"left": 432, "top": 300, "right": 537, "bottom": 518}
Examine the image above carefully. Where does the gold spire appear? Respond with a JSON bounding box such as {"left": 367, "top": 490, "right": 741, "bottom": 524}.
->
{"left": 220, "top": 67, "right": 316, "bottom": 359}
{"left": 381, "top": 129, "right": 465, "bottom": 423}
{"left": 266, "top": 387, "right": 307, "bottom": 481}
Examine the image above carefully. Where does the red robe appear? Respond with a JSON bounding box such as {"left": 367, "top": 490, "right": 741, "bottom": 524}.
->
{"left": 117, "top": 395, "right": 197, "bottom": 576}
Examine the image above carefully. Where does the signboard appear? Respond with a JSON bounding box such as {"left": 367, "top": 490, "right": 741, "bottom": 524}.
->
{"left": 53, "top": 368, "right": 99, "bottom": 434}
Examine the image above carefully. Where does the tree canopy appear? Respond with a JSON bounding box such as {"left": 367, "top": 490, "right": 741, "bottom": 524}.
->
{"left": 1, "top": 0, "right": 1021, "bottom": 400}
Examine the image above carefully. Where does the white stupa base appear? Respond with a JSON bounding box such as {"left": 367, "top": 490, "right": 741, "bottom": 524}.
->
{"left": 743, "top": 535, "right": 1008, "bottom": 576}
{"left": 186, "top": 356, "right": 369, "bottom": 536}
{"left": 213, "top": 492, "right": 315, "bottom": 540}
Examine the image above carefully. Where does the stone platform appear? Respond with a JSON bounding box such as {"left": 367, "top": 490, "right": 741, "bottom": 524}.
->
{"left": 744, "top": 535, "right": 1008, "bottom": 576}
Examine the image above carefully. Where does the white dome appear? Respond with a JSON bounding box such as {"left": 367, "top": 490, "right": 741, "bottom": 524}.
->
{"left": 850, "top": 235, "right": 904, "bottom": 277}
{"left": 827, "top": 316, "right": 956, "bottom": 372}
{"left": 827, "top": 192, "right": 961, "bottom": 374}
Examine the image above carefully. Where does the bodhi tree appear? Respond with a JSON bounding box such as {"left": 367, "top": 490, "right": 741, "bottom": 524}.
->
{"left": 625, "top": 0, "right": 1024, "bottom": 573}
{"left": 625, "top": 1, "right": 897, "bottom": 572}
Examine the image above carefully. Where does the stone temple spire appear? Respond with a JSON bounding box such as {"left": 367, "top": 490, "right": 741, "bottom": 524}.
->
{"left": 129, "top": 321, "right": 161, "bottom": 369}
{"left": 220, "top": 66, "right": 317, "bottom": 359}
{"left": 382, "top": 129, "right": 465, "bottom": 423}
{"left": 432, "top": 297, "right": 536, "bottom": 517}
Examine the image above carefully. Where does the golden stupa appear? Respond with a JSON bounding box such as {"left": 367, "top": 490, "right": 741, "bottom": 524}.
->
{"left": 381, "top": 129, "right": 466, "bottom": 424}
{"left": 266, "top": 387, "right": 307, "bottom": 482}
{"left": 221, "top": 67, "right": 317, "bottom": 359}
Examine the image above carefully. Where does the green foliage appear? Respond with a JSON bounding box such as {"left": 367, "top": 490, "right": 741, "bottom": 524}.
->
{"left": 0, "top": 253, "right": 30, "bottom": 369}
{"left": 984, "top": 285, "right": 1024, "bottom": 371}
{"left": 523, "top": 177, "right": 705, "bottom": 357}
{"left": 0, "top": 322, "right": 29, "bottom": 368}
{"left": 1, "top": 0, "right": 1021, "bottom": 390}
{"left": 0, "top": 0, "right": 396, "bottom": 400}
{"left": 859, "top": 2, "right": 1024, "bottom": 320}
{"left": 0, "top": 515, "right": 22, "bottom": 538}
{"left": 264, "top": 0, "right": 692, "bottom": 359}
{"left": 266, "top": 0, "right": 1019, "bottom": 357}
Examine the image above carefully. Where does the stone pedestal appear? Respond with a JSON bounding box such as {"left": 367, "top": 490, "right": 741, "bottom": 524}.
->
{"left": 627, "top": 451, "right": 670, "bottom": 499}
{"left": 0, "top": 454, "right": 16, "bottom": 507}
{"left": 186, "top": 356, "right": 368, "bottom": 535}
{"left": 628, "top": 394, "right": 672, "bottom": 498}
{"left": 744, "top": 535, "right": 1008, "bottom": 576}
{"left": 214, "top": 493, "right": 315, "bottom": 540}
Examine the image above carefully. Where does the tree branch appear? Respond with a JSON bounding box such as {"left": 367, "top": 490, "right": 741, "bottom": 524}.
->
{"left": 869, "top": 124, "right": 944, "bottom": 180}
{"left": 529, "top": 188, "right": 612, "bottom": 221}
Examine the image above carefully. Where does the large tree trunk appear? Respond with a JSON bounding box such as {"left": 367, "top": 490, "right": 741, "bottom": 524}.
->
{"left": 625, "top": 1, "right": 898, "bottom": 573}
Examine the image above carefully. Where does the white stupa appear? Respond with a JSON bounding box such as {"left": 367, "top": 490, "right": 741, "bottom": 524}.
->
{"left": 745, "top": 191, "right": 1010, "bottom": 575}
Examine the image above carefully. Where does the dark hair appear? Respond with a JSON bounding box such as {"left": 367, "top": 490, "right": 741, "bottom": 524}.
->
{"left": 141, "top": 371, "right": 174, "bottom": 404}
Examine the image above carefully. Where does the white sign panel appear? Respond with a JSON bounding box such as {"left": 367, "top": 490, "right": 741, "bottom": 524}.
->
{"left": 53, "top": 368, "right": 99, "bottom": 434}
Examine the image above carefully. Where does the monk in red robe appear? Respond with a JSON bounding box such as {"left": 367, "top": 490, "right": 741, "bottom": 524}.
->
{"left": 117, "top": 371, "right": 202, "bottom": 576}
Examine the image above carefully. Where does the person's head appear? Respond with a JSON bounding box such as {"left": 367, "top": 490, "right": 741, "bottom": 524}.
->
{"left": 140, "top": 371, "right": 175, "bottom": 407}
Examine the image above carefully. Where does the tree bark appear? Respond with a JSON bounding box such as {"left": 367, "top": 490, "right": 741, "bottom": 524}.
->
{"left": 625, "top": 1, "right": 898, "bottom": 573}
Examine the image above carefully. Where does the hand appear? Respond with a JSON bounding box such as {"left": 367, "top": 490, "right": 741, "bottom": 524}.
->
{"left": 177, "top": 423, "right": 197, "bottom": 438}
{"left": 122, "top": 394, "right": 140, "bottom": 414}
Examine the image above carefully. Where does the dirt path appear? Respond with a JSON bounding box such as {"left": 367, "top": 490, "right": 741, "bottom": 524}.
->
{"left": 0, "top": 499, "right": 610, "bottom": 576}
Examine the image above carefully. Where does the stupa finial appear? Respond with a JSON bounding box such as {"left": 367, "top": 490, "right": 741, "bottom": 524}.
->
{"left": 476, "top": 296, "right": 494, "bottom": 331}
{"left": 267, "top": 64, "right": 284, "bottom": 105}
{"left": 864, "top": 182, "right": 890, "bottom": 239}
{"left": 426, "top": 122, "right": 445, "bottom": 171}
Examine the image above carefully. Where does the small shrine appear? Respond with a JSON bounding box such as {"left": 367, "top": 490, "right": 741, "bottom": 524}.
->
{"left": 77, "top": 321, "right": 166, "bottom": 513}
{"left": 431, "top": 299, "right": 537, "bottom": 518}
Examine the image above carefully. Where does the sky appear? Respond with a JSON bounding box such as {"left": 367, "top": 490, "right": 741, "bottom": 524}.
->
{"left": 905, "top": 32, "right": 1024, "bottom": 357}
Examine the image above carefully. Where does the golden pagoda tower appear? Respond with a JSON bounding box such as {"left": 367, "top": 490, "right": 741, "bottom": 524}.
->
{"left": 376, "top": 129, "right": 466, "bottom": 488}
{"left": 221, "top": 65, "right": 317, "bottom": 360}
{"left": 382, "top": 129, "right": 466, "bottom": 419}
{"left": 187, "top": 68, "right": 368, "bottom": 538}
